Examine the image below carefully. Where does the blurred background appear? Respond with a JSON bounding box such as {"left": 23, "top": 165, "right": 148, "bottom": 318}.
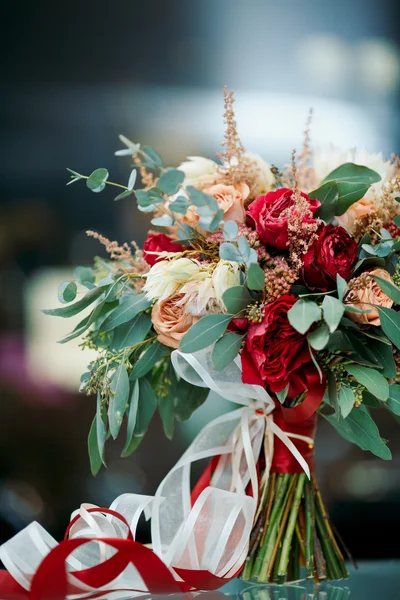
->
{"left": 1, "top": 0, "right": 400, "bottom": 561}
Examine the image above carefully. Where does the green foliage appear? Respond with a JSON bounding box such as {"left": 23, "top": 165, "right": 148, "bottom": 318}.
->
{"left": 96, "top": 392, "right": 107, "bottom": 467}
{"left": 88, "top": 416, "right": 102, "bottom": 476}
{"left": 345, "top": 365, "right": 389, "bottom": 401}
{"left": 310, "top": 182, "right": 339, "bottom": 223}
{"left": 100, "top": 294, "right": 151, "bottom": 332}
{"left": 121, "top": 378, "right": 157, "bottom": 457}
{"left": 287, "top": 299, "right": 321, "bottom": 335}
{"left": 130, "top": 341, "right": 166, "bottom": 379}
{"left": 111, "top": 312, "right": 152, "bottom": 351}
{"left": 322, "top": 296, "right": 344, "bottom": 333}
{"left": 372, "top": 275, "right": 400, "bottom": 304}
{"left": 368, "top": 339, "right": 396, "bottom": 379}
{"left": 307, "top": 322, "right": 330, "bottom": 351}
{"left": 336, "top": 274, "right": 348, "bottom": 302}
{"left": 75, "top": 266, "right": 95, "bottom": 288}
{"left": 59, "top": 300, "right": 118, "bottom": 344}
{"left": 223, "top": 220, "right": 239, "bottom": 241}
{"left": 58, "top": 281, "right": 77, "bottom": 304}
{"left": 43, "top": 285, "right": 109, "bottom": 318}
{"left": 322, "top": 163, "right": 381, "bottom": 185}
{"left": 169, "top": 195, "right": 189, "bottom": 214}
{"left": 212, "top": 333, "right": 243, "bottom": 370}
{"left": 157, "top": 168, "right": 185, "bottom": 195}
{"left": 324, "top": 407, "right": 391, "bottom": 460}
{"left": 222, "top": 285, "right": 253, "bottom": 314}
{"left": 179, "top": 313, "right": 233, "bottom": 353}
{"left": 338, "top": 387, "right": 355, "bottom": 419}
{"left": 247, "top": 263, "right": 265, "bottom": 291}
{"left": 108, "top": 362, "right": 130, "bottom": 439}
{"left": 377, "top": 307, "right": 400, "bottom": 349}
{"left": 387, "top": 384, "right": 400, "bottom": 416}
{"left": 87, "top": 168, "right": 109, "bottom": 193}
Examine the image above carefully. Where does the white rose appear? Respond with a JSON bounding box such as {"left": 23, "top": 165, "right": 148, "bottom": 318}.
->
{"left": 178, "top": 156, "right": 221, "bottom": 189}
{"left": 212, "top": 261, "right": 241, "bottom": 308}
{"left": 143, "top": 258, "right": 200, "bottom": 301}
{"left": 243, "top": 152, "right": 276, "bottom": 197}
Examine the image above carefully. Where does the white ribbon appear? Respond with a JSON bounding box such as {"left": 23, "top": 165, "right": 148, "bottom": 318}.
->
{"left": 0, "top": 347, "right": 313, "bottom": 598}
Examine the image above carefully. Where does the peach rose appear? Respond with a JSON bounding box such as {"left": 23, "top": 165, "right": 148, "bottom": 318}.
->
{"left": 151, "top": 294, "right": 199, "bottom": 348}
{"left": 345, "top": 268, "right": 394, "bottom": 326}
{"left": 205, "top": 183, "right": 250, "bottom": 223}
{"left": 335, "top": 198, "right": 376, "bottom": 234}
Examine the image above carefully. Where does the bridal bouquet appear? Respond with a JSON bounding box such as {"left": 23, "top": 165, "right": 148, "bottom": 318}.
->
{"left": 2, "top": 89, "right": 400, "bottom": 596}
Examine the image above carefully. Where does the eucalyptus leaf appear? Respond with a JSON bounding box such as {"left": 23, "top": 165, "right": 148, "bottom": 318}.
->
{"left": 86, "top": 168, "right": 109, "bottom": 193}
{"left": 88, "top": 416, "right": 102, "bottom": 476}
{"left": 335, "top": 182, "right": 370, "bottom": 215}
{"left": 223, "top": 220, "right": 239, "bottom": 241}
{"left": 276, "top": 385, "right": 289, "bottom": 404}
{"left": 338, "top": 387, "right": 355, "bottom": 418}
{"left": 307, "top": 322, "right": 330, "bottom": 350}
{"left": 287, "top": 299, "right": 322, "bottom": 335}
{"left": 58, "top": 281, "right": 77, "bottom": 304}
{"left": 124, "top": 379, "right": 139, "bottom": 450}
{"left": 121, "top": 378, "right": 157, "bottom": 456}
{"left": 100, "top": 294, "right": 151, "bottom": 332}
{"left": 127, "top": 169, "right": 137, "bottom": 191}
{"left": 322, "top": 163, "right": 381, "bottom": 185}
{"left": 130, "top": 341, "right": 166, "bottom": 379}
{"left": 212, "top": 333, "right": 243, "bottom": 370}
{"left": 322, "top": 296, "right": 344, "bottom": 333}
{"left": 324, "top": 408, "right": 391, "bottom": 460}
{"left": 247, "top": 263, "right": 265, "bottom": 291}
{"left": 115, "top": 189, "right": 134, "bottom": 201}
{"left": 368, "top": 339, "right": 396, "bottom": 379}
{"left": 108, "top": 362, "right": 130, "bottom": 439}
{"left": 75, "top": 266, "right": 95, "bottom": 288}
{"left": 96, "top": 392, "right": 107, "bottom": 467}
{"left": 377, "top": 307, "right": 400, "bottom": 350}
{"left": 387, "top": 384, "right": 400, "bottom": 416}
{"left": 222, "top": 285, "right": 253, "bottom": 314}
{"left": 158, "top": 168, "right": 185, "bottom": 195}
{"left": 336, "top": 274, "right": 348, "bottom": 302}
{"left": 180, "top": 314, "right": 233, "bottom": 353}
{"left": 151, "top": 214, "right": 174, "bottom": 227}
{"left": 58, "top": 300, "right": 118, "bottom": 344}
{"left": 43, "top": 285, "right": 109, "bottom": 318}
{"left": 310, "top": 181, "right": 339, "bottom": 223}
{"left": 111, "top": 312, "right": 152, "bottom": 351}
{"left": 170, "top": 195, "right": 189, "bottom": 214}
{"left": 219, "top": 242, "right": 242, "bottom": 262}
{"left": 141, "top": 146, "right": 163, "bottom": 168}
{"left": 345, "top": 365, "right": 389, "bottom": 401}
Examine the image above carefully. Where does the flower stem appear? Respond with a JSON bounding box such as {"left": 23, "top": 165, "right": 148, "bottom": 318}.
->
{"left": 277, "top": 473, "right": 306, "bottom": 581}
{"left": 304, "top": 479, "right": 315, "bottom": 578}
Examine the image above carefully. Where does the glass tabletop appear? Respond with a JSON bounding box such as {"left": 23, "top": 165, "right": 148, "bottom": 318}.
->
{"left": 219, "top": 562, "right": 400, "bottom": 600}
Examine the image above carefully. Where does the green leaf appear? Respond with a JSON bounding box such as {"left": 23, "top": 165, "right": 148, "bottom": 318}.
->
{"left": 74, "top": 266, "right": 95, "bottom": 288}
{"left": 387, "top": 384, "right": 400, "bottom": 416}
{"left": 247, "top": 263, "right": 265, "bottom": 291}
{"left": 121, "top": 378, "right": 157, "bottom": 456}
{"left": 372, "top": 275, "right": 400, "bottom": 304}
{"left": 219, "top": 242, "right": 242, "bottom": 262}
{"left": 324, "top": 408, "right": 391, "bottom": 460}
{"left": 362, "top": 392, "right": 381, "bottom": 408}
{"left": 287, "top": 299, "right": 322, "bottom": 335}
{"left": 186, "top": 186, "right": 218, "bottom": 211}
{"left": 322, "top": 296, "right": 344, "bottom": 333}
{"left": 170, "top": 195, "right": 189, "bottom": 214}
{"left": 130, "top": 341, "right": 165, "bottom": 379}
{"left": 377, "top": 307, "right": 400, "bottom": 350}
{"left": 345, "top": 365, "right": 389, "bottom": 401}
{"left": 124, "top": 379, "right": 139, "bottom": 450}
{"left": 212, "top": 333, "right": 243, "bottom": 371}
{"left": 336, "top": 274, "right": 348, "bottom": 302}
{"left": 323, "top": 163, "right": 381, "bottom": 184}
{"left": 88, "top": 416, "right": 102, "bottom": 476}
{"left": 108, "top": 362, "right": 130, "bottom": 439}
{"left": 100, "top": 294, "right": 151, "bottom": 332}
{"left": 179, "top": 314, "right": 233, "bottom": 353}
{"left": 141, "top": 145, "right": 163, "bottom": 168}
{"left": 111, "top": 313, "right": 152, "bottom": 351}
{"left": 335, "top": 182, "right": 370, "bottom": 215}
{"left": 368, "top": 340, "right": 396, "bottom": 379}
{"left": 222, "top": 286, "right": 253, "bottom": 314}
{"left": 96, "top": 392, "right": 107, "bottom": 466}
{"left": 338, "top": 387, "right": 355, "bottom": 418}
{"left": 307, "top": 322, "right": 330, "bottom": 351}
{"left": 43, "top": 285, "right": 109, "bottom": 318}
{"left": 157, "top": 366, "right": 208, "bottom": 439}
{"left": 223, "top": 220, "right": 239, "bottom": 241}
{"left": 276, "top": 385, "right": 289, "bottom": 404}
{"left": 114, "top": 189, "right": 134, "bottom": 201}
{"left": 326, "top": 368, "right": 339, "bottom": 418}
{"left": 58, "top": 281, "right": 77, "bottom": 304}
{"left": 157, "top": 168, "right": 185, "bottom": 195}
{"left": 86, "top": 168, "right": 109, "bottom": 193}
{"left": 58, "top": 300, "right": 118, "bottom": 344}
{"left": 310, "top": 181, "right": 339, "bottom": 223}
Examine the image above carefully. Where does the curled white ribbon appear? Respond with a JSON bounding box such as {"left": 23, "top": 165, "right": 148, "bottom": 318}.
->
{"left": 0, "top": 346, "right": 313, "bottom": 597}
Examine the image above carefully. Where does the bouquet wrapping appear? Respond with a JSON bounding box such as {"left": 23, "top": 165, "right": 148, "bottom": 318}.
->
{"left": 1, "top": 88, "right": 400, "bottom": 597}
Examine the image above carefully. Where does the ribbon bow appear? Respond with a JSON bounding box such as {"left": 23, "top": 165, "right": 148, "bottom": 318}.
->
{"left": 0, "top": 347, "right": 322, "bottom": 599}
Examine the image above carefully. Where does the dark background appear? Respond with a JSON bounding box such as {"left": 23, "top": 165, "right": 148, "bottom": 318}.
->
{"left": 1, "top": 0, "right": 400, "bottom": 559}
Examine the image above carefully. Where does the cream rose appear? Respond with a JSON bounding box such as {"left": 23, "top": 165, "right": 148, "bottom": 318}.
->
{"left": 143, "top": 257, "right": 200, "bottom": 301}
{"left": 345, "top": 268, "right": 394, "bottom": 326}
{"left": 205, "top": 183, "right": 250, "bottom": 223}
{"left": 212, "top": 261, "right": 242, "bottom": 307}
{"left": 178, "top": 156, "right": 222, "bottom": 189}
{"left": 151, "top": 294, "right": 199, "bottom": 349}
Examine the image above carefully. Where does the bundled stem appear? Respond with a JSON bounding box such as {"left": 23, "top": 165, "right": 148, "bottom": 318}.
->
{"left": 242, "top": 472, "right": 350, "bottom": 584}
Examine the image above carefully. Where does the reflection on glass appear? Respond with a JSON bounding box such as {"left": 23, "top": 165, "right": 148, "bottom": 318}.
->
{"left": 238, "top": 583, "right": 351, "bottom": 600}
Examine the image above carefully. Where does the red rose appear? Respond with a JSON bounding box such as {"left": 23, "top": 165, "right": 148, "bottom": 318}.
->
{"left": 246, "top": 188, "right": 320, "bottom": 250}
{"left": 301, "top": 224, "right": 358, "bottom": 291}
{"left": 143, "top": 233, "right": 184, "bottom": 266}
{"left": 241, "top": 295, "right": 310, "bottom": 393}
